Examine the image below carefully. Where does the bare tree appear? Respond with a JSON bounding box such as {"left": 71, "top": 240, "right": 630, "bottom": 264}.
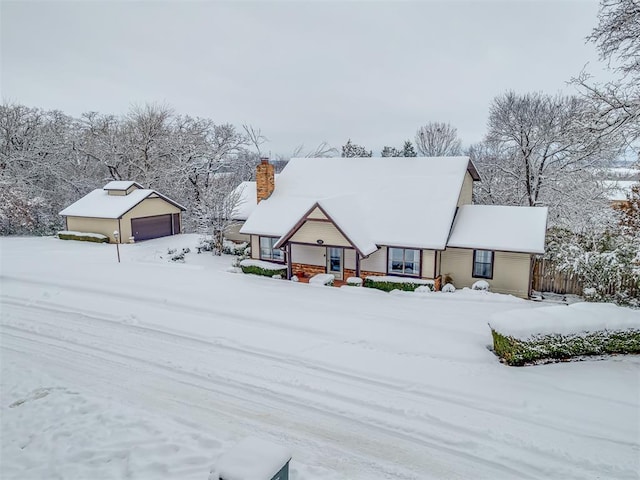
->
{"left": 588, "top": 0, "right": 640, "bottom": 80}
{"left": 573, "top": 0, "right": 640, "bottom": 156}
{"left": 473, "top": 91, "right": 622, "bottom": 231}
{"left": 486, "top": 91, "right": 620, "bottom": 207}
{"left": 415, "top": 122, "right": 462, "bottom": 156}
{"left": 292, "top": 141, "right": 338, "bottom": 158}
{"left": 242, "top": 124, "right": 267, "bottom": 156}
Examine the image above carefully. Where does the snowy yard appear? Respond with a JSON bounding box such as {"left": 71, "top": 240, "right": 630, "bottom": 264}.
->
{"left": 1, "top": 235, "right": 638, "bottom": 480}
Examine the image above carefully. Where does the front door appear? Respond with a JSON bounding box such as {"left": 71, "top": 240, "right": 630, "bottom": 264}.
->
{"left": 327, "top": 247, "right": 344, "bottom": 281}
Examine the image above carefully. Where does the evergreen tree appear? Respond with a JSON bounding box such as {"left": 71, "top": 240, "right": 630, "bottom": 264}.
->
{"left": 341, "top": 139, "right": 372, "bottom": 157}
{"left": 402, "top": 140, "right": 417, "bottom": 157}
{"left": 381, "top": 146, "right": 401, "bottom": 157}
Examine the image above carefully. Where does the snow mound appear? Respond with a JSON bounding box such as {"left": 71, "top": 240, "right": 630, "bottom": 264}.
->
{"left": 442, "top": 283, "right": 456, "bottom": 293}
{"left": 472, "top": 280, "right": 490, "bottom": 291}
{"left": 309, "top": 273, "right": 334, "bottom": 286}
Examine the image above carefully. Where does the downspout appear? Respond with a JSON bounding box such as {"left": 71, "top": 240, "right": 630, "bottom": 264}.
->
{"left": 118, "top": 218, "right": 122, "bottom": 244}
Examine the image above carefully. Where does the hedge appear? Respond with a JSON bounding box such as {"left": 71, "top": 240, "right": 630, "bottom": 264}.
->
{"left": 364, "top": 277, "right": 435, "bottom": 293}
{"left": 490, "top": 329, "right": 640, "bottom": 366}
{"left": 58, "top": 231, "right": 109, "bottom": 243}
{"left": 240, "top": 264, "right": 287, "bottom": 278}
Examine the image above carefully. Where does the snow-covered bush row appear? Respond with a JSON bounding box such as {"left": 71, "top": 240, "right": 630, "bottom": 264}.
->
{"left": 58, "top": 231, "right": 109, "bottom": 243}
{"left": 346, "top": 277, "right": 363, "bottom": 286}
{"left": 489, "top": 303, "right": 640, "bottom": 366}
{"left": 364, "top": 276, "right": 435, "bottom": 293}
{"left": 239, "top": 259, "right": 287, "bottom": 278}
{"left": 309, "top": 274, "right": 335, "bottom": 286}
{"left": 197, "top": 237, "right": 249, "bottom": 257}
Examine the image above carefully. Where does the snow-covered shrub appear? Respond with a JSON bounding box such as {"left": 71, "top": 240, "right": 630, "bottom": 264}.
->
{"left": 442, "top": 283, "right": 456, "bottom": 293}
{"left": 490, "top": 303, "right": 640, "bottom": 366}
{"left": 272, "top": 274, "right": 283, "bottom": 280}
{"left": 415, "top": 285, "right": 433, "bottom": 294}
{"left": 346, "top": 277, "right": 363, "bottom": 287}
{"left": 196, "top": 236, "right": 217, "bottom": 253}
{"left": 472, "top": 280, "right": 490, "bottom": 291}
{"left": 168, "top": 247, "right": 190, "bottom": 262}
{"left": 291, "top": 275, "right": 299, "bottom": 282}
{"left": 239, "top": 259, "right": 287, "bottom": 278}
{"left": 309, "top": 274, "right": 334, "bottom": 286}
{"left": 364, "top": 276, "right": 434, "bottom": 293}
{"left": 58, "top": 231, "right": 109, "bottom": 243}
{"left": 222, "top": 240, "right": 249, "bottom": 256}
{"left": 544, "top": 227, "right": 640, "bottom": 308}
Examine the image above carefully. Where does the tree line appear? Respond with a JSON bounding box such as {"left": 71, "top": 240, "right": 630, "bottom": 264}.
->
{"left": 1, "top": 1, "right": 637, "bottom": 242}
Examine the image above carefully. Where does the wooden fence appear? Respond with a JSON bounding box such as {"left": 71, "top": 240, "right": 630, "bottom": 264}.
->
{"left": 532, "top": 257, "right": 640, "bottom": 299}
{"left": 532, "top": 258, "right": 583, "bottom": 295}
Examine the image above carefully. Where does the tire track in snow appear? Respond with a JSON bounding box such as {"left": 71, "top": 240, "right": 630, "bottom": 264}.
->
{"left": 2, "top": 300, "right": 631, "bottom": 480}
{"left": 3, "top": 294, "right": 635, "bottom": 437}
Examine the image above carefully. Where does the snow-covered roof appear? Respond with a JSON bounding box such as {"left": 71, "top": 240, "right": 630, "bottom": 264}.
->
{"left": 603, "top": 180, "right": 638, "bottom": 201}
{"left": 216, "top": 437, "right": 291, "bottom": 480}
{"left": 103, "top": 180, "right": 143, "bottom": 191}
{"left": 230, "top": 176, "right": 280, "bottom": 221}
{"left": 59, "top": 188, "right": 186, "bottom": 219}
{"left": 274, "top": 197, "right": 378, "bottom": 256}
{"left": 447, "top": 205, "right": 548, "bottom": 254}
{"left": 241, "top": 157, "right": 473, "bottom": 250}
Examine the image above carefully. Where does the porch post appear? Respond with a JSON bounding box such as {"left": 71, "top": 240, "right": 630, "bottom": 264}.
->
{"left": 355, "top": 253, "right": 361, "bottom": 278}
{"left": 286, "top": 243, "right": 292, "bottom": 280}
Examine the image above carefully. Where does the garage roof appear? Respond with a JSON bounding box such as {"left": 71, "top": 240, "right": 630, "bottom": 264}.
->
{"left": 60, "top": 187, "right": 186, "bottom": 219}
{"left": 103, "top": 180, "right": 143, "bottom": 191}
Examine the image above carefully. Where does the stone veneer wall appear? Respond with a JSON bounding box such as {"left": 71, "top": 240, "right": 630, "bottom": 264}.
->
{"left": 256, "top": 159, "right": 275, "bottom": 202}
{"left": 291, "top": 263, "right": 326, "bottom": 278}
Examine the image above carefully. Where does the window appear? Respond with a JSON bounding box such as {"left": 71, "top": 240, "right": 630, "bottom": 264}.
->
{"left": 387, "top": 248, "right": 420, "bottom": 276}
{"left": 259, "top": 237, "right": 284, "bottom": 262}
{"left": 473, "top": 250, "right": 494, "bottom": 279}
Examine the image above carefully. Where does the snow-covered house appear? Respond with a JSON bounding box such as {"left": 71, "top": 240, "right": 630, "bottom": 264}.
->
{"left": 240, "top": 158, "right": 548, "bottom": 298}
{"left": 60, "top": 181, "right": 186, "bottom": 243}
{"left": 224, "top": 176, "right": 279, "bottom": 243}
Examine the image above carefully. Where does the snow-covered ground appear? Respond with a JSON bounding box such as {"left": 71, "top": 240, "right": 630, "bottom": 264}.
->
{"left": 1, "top": 235, "right": 638, "bottom": 480}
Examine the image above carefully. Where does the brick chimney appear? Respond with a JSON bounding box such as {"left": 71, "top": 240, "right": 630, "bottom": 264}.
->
{"left": 256, "top": 157, "right": 275, "bottom": 203}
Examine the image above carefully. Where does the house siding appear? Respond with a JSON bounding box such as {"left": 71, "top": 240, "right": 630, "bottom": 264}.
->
{"left": 440, "top": 247, "right": 532, "bottom": 298}
{"left": 120, "top": 197, "right": 181, "bottom": 242}
{"left": 457, "top": 171, "right": 474, "bottom": 206}
{"left": 361, "top": 247, "right": 387, "bottom": 273}
{"left": 289, "top": 220, "right": 351, "bottom": 247}
{"left": 307, "top": 207, "right": 328, "bottom": 220}
{"left": 291, "top": 244, "right": 325, "bottom": 266}
{"left": 66, "top": 217, "right": 120, "bottom": 243}
{"left": 250, "top": 235, "right": 260, "bottom": 259}
{"left": 421, "top": 250, "right": 436, "bottom": 278}
{"left": 224, "top": 222, "right": 250, "bottom": 243}
{"left": 344, "top": 249, "right": 356, "bottom": 270}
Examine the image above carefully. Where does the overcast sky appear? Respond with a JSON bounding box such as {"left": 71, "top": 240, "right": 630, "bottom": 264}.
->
{"left": 2, "top": 0, "right": 610, "bottom": 156}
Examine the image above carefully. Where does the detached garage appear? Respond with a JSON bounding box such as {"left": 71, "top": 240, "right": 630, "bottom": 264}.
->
{"left": 59, "top": 181, "right": 186, "bottom": 243}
